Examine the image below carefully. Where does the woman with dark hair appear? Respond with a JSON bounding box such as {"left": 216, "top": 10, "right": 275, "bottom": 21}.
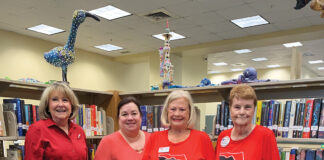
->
{"left": 25, "top": 82, "right": 87, "bottom": 159}
{"left": 95, "top": 97, "right": 150, "bottom": 160}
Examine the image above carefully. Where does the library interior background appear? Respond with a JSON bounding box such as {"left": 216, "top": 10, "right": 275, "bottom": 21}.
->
{"left": 0, "top": 0, "right": 324, "bottom": 158}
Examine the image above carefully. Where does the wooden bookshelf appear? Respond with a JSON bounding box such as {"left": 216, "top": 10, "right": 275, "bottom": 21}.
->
{"left": 0, "top": 78, "right": 113, "bottom": 108}
{"left": 120, "top": 77, "right": 324, "bottom": 105}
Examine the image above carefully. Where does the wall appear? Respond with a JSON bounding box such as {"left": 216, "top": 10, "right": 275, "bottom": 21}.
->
{"left": 0, "top": 29, "right": 148, "bottom": 92}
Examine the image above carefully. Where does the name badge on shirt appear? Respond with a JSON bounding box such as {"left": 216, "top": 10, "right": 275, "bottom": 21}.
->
{"left": 221, "top": 136, "right": 230, "bottom": 147}
{"left": 158, "top": 147, "right": 170, "bottom": 153}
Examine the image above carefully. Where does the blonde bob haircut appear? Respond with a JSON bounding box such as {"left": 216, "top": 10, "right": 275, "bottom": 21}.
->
{"left": 161, "top": 90, "right": 196, "bottom": 129}
{"left": 39, "top": 82, "right": 80, "bottom": 120}
{"left": 229, "top": 84, "right": 257, "bottom": 107}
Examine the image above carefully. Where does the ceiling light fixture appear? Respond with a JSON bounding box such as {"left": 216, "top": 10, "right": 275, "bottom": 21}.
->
{"left": 95, "top": 44, "right": 123, "bottom": 51}
{"left": 27, "top": 24, "right": 64, "bottom": 35}
{"left": 90, "top": 5, "right": 131, "bottom": 20}
{"left": 231, "top": 15, "right": 269, "bottom": 28}
{"left": 308, "top": 60, "right": 324, "bottom": 64}
{"left": 267, "top": 64, "right": 280, "bottom": 68}
{"left": 208, "top": 71, "right": 221, "bottom": 74}
{"left": 213, "top": 62, "right": 228, "bottom": 66}
{"left": 153, "top": 32, "right": 186, "bottom": 41}
{"left": 234, "top": 49, "right": 252, "bottom": 54}
{"left": 252, "top": 57, "right": 268, "bottom": 61}
{"left": 231, "top": 68, "right": 243, "bottom": 72}
{"left": 283, "top": 42, "right": 303, "bottom": 48}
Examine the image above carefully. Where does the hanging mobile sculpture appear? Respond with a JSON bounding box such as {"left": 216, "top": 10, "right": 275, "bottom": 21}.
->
{"left": 44, "top": 10, "right": 100, "bottom": 82}
{"left": 159, "top": 20, "right": 174, "bottom": 89}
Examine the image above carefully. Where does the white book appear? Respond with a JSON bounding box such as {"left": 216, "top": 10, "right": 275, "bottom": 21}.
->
{"left": 288, "top": 100, "right": 297, "bottom": 138}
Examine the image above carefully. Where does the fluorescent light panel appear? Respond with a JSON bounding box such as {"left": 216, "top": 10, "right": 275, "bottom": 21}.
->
{"left": 213, "top": 62, "right": 228, "bottom": 66}
{"left": 231, "top": 15, "right": 269, "bottom": 28}
{"left": 27, "top": 24, "right": 64, "bottom": 35}
{"left": 308, "top": 60, "right": 324, "bottom": 64}
{"left": 231, "top": 68, "right": 243, "bottom": 72}
{"left": 234, "top": 49, "right": 252, "bottom": 54}
{"left": 95, "top": 44, "right": 123, "bottom": 51}
{"left": 153, "top": 32, "right": 186, "bottom": 41}
{"left": 252, "top": 57, "right": 268, "bottom": 62}
{"left": 267, "top": 64, "right": 280, "bottom": 68}
{"left": 283, "top": 42, "right": 303, "bottom": 48}
{"left": 318, "top": 67, "right": 324, "bottom": 70}
{"left": 208, "top": 71, "right": 221, "bottom": 74}
{"left": 90, "top": 5, "right": 131, "bottom": 20}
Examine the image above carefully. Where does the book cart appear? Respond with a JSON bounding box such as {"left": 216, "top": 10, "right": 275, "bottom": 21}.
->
{"left": 119, "top": 77, "right": 324, "bottom": 152}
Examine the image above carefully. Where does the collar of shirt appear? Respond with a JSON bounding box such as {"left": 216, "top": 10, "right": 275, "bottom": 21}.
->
{"left": 44, "top": 118, "right": 76, "bottom": 131}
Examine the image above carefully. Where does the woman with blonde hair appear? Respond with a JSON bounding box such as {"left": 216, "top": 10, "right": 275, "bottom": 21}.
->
{"left": 25, "top": 82, "right": 87, "bottom": 159}
{"left": 142, "top": 90, "right": 214, "bottom": 160}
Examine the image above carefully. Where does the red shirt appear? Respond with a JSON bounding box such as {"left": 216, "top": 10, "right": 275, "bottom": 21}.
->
{"left": 215, "top": 125, "right": 280, "bottom": 160}
{"left": 94, "top": 131, "right": 150, "bottom": 160}
{"left": 25, "top": 118, "right": 87, "bottom": 160}
{"left": 142, "top": 129, "right": 215, "bottom": 160}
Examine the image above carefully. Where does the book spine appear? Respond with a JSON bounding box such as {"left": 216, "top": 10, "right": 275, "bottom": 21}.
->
{"left": 15, "top": 99, "right": 23, "bottom": 136}
{"left": 302, "top": 99, "right": 314, "bottom": 138}
{"left": 292, "top": 100, "right": 300, "bottom": 138}
{"left": 267, "top": 100, "right": 274, "bottom": 132}
{"left": 278, "top": 101, "right": 285, "bottom": 138}
{"left": 282, "top": 101, "right": 292, "bottom": 138}
{"left": 297, "top": 101, "right": 305, "bottom": 138}
{"left": 310, "top": 99, "right": 321, "bottom": 138}
{"left": 146, "top": 105, "right": 153, "bottom": 133}
{"left": 140, "top": 105, "right": 147, "bottom": 131}
{"left": 256, "top": 101, "right": 262, "bottom": 125}
{"left": 317, "top": 99, "right": 324, "bottom": 138}
{"left": 214, "top": 104, "right": 221, "bottom": 136}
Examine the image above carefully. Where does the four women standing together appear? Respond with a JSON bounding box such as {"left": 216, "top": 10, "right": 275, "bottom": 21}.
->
{"left": 24, "top": 82, "right": 279, "bottom": 160}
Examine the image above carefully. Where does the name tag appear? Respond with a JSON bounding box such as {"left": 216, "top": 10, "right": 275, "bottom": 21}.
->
{"left": 158, "top": 147, "right": 170, "bottom": 153}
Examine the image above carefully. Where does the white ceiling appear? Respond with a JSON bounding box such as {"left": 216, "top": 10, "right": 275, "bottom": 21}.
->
{"left": 0, "top": 0, "right": 324, "bottom": 76}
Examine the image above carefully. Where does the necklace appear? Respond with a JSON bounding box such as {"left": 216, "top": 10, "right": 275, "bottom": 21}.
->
{"left": 120, "top": 130, "right": 144, "bottom": 153}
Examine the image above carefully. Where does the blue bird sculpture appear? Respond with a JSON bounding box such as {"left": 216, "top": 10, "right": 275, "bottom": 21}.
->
{"left": 44, "top": 10, "right": 100, "bottom": 82}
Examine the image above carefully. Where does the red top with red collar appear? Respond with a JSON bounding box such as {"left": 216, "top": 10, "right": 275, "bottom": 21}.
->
{"left": 25, "top": 118, "right": 87, "bottom": 160}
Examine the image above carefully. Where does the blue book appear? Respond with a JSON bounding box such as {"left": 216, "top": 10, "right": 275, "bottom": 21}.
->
{"left": 3, "top": 98, "right": 23, "bottom": 136}
{"left": 282, "top": 101, "right": 292, "bottom": 138}
{"left": 267, "top": 100, "right": 275, "bottom": 131}
{"left": 140, "top": 105, "right": 147, "bottom": 131}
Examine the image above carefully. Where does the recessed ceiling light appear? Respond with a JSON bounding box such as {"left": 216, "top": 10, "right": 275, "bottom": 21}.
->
{"left": 231, "top": 68, "right": 243, "bottom": 72}
{"left": 89, "top": 5, "right": 131, "bottom": 20}
{"left": 213, "top": 62, "right": 228, "bottom": 66}
{"left": 318, "top": 67, "right": 324, "bottom": 70}
{"left": 267, "top": 64, "right": 280, "bottom": 68}
{"left": 283, "top": 42, "right": 303, "bottom": 48}
{"left": 234, "top": 49, "right": 252, "bottom": 54}
{"left": 231, "top": 15, "right": 269, "bottom": 28}
{"left": 308, "top": 60, "right": 324, "bottom": 64}
{"left": 95, "top": 44, "right": 123, "bottom": 51}
{"left": 252, "top": 57, "right": 268, "bottom": 62}
{"left": 27, "top": 24, "right": 64, "bottom": 35}
{"left": 208, "top": 71, "right": 221, "bottom": 74}
{"left": 153, "top": 32, "right": 186, "bottom": 41}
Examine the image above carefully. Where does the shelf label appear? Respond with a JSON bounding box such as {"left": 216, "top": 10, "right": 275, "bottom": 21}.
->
{"left": 297, "top": 126, "right": 303, "bottom": 131}
{"left": 273, "top": 125, "right": 278, "bottom": 130}
{"left": 160, "top": 128, "right": 164, "bottom": 131}
{"left": 141, "top": 126, "right": 147, "bottom": 130}
{"left": 153, "top": 128, "right": 159, "bottom": 132}
{"left": 268, "top": 126, "right": 273, "bottom": 130}
{"left": 228, "top": 125, "right": 233, "bottom": 129}
{"left": 220, "top": 126, "right": 224, "bottom": 130}
{"left": 278, "top": 127, "right": 283, "bottom": 131}
{"left": 282, "top": 127, "right": 289, "bottom": 132}
{"left": 311, "top": 126, "right": 318, "bottom": 131}
{"left": 319, "top": 127, "right": 324, "bottom": 131}
{"left": 293, "top": 126, "right": 298, "bottom": 130}
{"left": 147, "top": 128, "right": 153, "bottom": 133}
{"left": 303, "top": 127, "right": 310, "bottom": 132}
{"left": 215, "top": 124, "right": 220, "bottom": 128}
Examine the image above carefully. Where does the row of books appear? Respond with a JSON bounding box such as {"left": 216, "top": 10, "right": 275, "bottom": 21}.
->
{"left": 279, "top": 148, "right": 323, "bottom": 160}
{"left": 214, "top": 98, "right": 324, "bottom": 139}
{"left": 1, "top": 98, "right": 107, "bottom": 137}
{"left": 140, "top": 105, "right": 166, "bottom": 133}
{"left": 2, "top": 98, "right": 40, "bottom": 136}
{"left": 69, "top": 104, "right": 107, "bottom": 136}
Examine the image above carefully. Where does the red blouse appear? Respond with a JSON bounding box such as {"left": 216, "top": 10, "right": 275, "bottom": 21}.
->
{"left": 25, "top": 118, "right": 87, "bottom": 160}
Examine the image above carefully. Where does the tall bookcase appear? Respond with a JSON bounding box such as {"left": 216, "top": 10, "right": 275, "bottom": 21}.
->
{"left": 0, "top": 78, "right": 113, "bottom": 141}
{"left": 119, "top": 77, "right": 324, "bottom": 149}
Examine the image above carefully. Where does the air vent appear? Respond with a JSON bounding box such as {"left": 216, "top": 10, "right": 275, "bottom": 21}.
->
{"left": 120, "top": 51, "right": 130, "bottom": 54}
{"left": 144, "top": 9, "right": 174, "bottom": 22}
{"left": 231, "top": 63, "right": 246, "bottom": 67}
